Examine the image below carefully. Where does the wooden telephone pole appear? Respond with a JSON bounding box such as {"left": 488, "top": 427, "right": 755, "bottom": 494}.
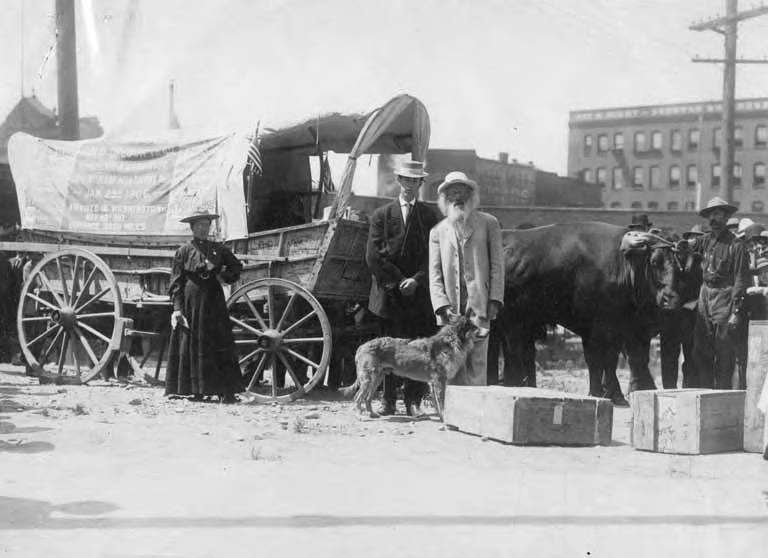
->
{"left": 691, "top": 0, "right": 768, "bottom": 204}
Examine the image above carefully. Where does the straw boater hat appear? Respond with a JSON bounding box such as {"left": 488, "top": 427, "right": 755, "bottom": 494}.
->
{"left": 180, "top": 206, "right": 220, "bottom": 223}
{"left": 727, "top": 217, "right": 740, "bottom": 230}
{"left": 756, "top": 257, "right": 768, "bottom": 272}
{"left": 394, "top": 160, "right": 429, "bottom": 178}
{"left": 628, "top": 214, "right": 652, "bottom": 230}
{"left": 682, "top": 224, "right": 706, "bottom": 239}
{"left": 437, "top": 171, "right": 478, "bottom": 195}
{"left": 699, "top": 196, "right": 738, "bottom": 218}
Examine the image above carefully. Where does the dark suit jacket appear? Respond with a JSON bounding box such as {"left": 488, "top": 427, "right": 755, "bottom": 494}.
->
{"left": 365, "top": 199, "right": 440, "bottom": 327}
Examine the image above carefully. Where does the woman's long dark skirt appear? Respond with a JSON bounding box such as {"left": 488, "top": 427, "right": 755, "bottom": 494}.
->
{"left": 165, "top": 276, "right": 242, "bottom": 396}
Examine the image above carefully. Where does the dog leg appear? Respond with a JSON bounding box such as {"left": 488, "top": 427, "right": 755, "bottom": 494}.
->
{"left": 431, "top": 376, "right": 446, "bottom": 421}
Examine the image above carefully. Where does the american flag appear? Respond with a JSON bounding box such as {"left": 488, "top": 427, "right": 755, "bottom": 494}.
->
{"left": 247, "top": 122, "right": 263, "bottom": 177}
{"left": 319, "top": 153, "right": 335, "bottom": 192}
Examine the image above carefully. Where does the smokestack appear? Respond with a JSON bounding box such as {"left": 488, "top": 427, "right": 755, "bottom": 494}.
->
{"left": 498, "top": 152, "right": 509, "bottom": 164}
{"left": 56, "top": 0, "right": 80, "bottom": 139}
{"left": 169, "top": 80, "right": 181, "bottom": 129}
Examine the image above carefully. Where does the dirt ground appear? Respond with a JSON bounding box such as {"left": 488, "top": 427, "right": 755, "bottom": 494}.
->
{"left": 1, "top": 363, "right": 767, "bottom": 558}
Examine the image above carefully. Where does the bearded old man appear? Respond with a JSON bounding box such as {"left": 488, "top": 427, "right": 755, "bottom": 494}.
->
{"left": 429, "top": 171, "right": 504, "bottom": 385}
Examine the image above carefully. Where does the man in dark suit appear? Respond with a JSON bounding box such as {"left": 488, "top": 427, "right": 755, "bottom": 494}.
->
{"left": 365, "top": 160, "right": 441, "bottom": 417}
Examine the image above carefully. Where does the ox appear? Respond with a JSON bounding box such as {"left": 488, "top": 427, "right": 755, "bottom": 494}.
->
{"left": 492, "top": 222, "right": 682, "bottom": 405}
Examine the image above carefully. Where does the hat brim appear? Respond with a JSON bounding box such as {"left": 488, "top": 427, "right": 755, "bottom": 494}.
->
{"left": 180, "top": 213, "right": 220, "bottom": 223}
{"left": 395, "top": 170, "right": 429, "bottom": 178}
{"left": 699, "top": 204, "right": 737, "bottom": 218}
{"left": 627, "top": 223, "right": 652, "bottom": 230}
{"left": 682, "top": 231, "right": 705, "bottom": 239}
{"left": 437, "top": 177, "right": 478, "bottom": 195}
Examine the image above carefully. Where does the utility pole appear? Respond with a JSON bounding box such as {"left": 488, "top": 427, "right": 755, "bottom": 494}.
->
{"left": 690, "top": 0, "right": 768, "bottom": 204}
{"left": 55, "top": 0, "right": 80, "bottom": 140}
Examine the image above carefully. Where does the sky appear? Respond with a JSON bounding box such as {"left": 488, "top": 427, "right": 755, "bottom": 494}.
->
{"left": 2, "top": 0, "right": 768, "bottom": 175}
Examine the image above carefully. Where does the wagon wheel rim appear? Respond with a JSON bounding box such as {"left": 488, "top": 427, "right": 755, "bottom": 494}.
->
{"left": 17, "top": 248, "right": 123, "bottom": 384}
{"left": 227, "top": 278, "right": 332, "bottom": 403}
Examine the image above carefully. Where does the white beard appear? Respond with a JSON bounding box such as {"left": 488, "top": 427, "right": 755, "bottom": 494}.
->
{"left": 447, "top": 203, "right": 470, "bottom": 235}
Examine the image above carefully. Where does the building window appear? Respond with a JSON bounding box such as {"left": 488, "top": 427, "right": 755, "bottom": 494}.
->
{"left": 583, "top": 169, "right": 594, "bottom": 183}
{"left": 597, "top": 134, "right": 609, "bottom": 153}
{"left": 754, "top": 162, "right": 766, "bottom": 188}
{"left": 666, "top": 201, "right": 679, "bottom": 211}
{"left": 712, "top": 164, "right": 721, "bottom": 188}
{"left": 649, "top": 165, "right": 660, "bottom": 190}
{"left": 631, "top": 201, "right": 642, "bottom": 210}
{"left": 596, "top": 167, "right": 607, "bottom": 188}
{"left": 713, "top": 127, "right": 723, "bottom": 149}
{"left": 752, "top": 200, "right": 765, "bottom": 213}
{"left": 583, "top": 135, "right": 593, "bottom": 155}
{"left": 614, "top": 132, "right": 624, "bottom": 150}
{"left": 733, "top": 163, "right": 742, "bottom": 188}
{"left": 735, "top": 126, "right": 743, "bottom": 148}
{"left": 632, "top": 166, "right": 644, "bottom": 188}
{"left": 756, "top": 125, "right": 768, "bottom": 148}
{"left": 686, "top": 164, "right": 698, "bottom": 188}
{"left": 733, "top": 201, "right": 741, "bottom": 210}
{"left": 648, "top": 201, "right": 659, "bottom": 210}
{"left": 651, "top": 131, "right": 663, "bottom": 150}
{"left": 688, "top": 128, "right": 700, "bottom": 150}
{"left": 671, "top": 130, "right": 682, "bottom": 152}
{"left": 684, "top": 201, "right": 696, "bottom": 211}
{"left": 610, "top": 202, "right": 622, "bottom": 209}
{"left": 612, "top": 167, "right": 624, "bottom": 190}
{"left": 634, "top": 131, "right": 646, "bottom": 152}
{"left": 669, "top": 165, "right": 681, "bottom": 189}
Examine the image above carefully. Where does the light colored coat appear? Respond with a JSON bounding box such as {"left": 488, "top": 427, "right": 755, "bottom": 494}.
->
{"left": 429, "top": 211, "right": 505, "bottom": 329}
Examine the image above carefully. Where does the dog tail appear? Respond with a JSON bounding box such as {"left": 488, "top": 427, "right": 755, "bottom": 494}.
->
{"left": 339, "top": 377, "right": 360, "bottom": 398}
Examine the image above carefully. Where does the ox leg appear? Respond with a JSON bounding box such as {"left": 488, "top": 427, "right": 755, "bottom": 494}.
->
{"left": 486, "top": 320, "right": 501, "bottom": 385}
{"left": 626, "top": 328, "right": 657, "bottom": 393}
{"left": 581, "top": 336, "right": 603, "bottom": 398}
{"left": 502, "top": 325, "right": 529, "bottom": 387}
{"left": 601, "top": 346, "right": 628, "bottom": 407}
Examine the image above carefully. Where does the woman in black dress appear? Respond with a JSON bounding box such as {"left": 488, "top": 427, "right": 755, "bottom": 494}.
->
{"left": 165, "top": 208, "right": 243, "bottom": 402}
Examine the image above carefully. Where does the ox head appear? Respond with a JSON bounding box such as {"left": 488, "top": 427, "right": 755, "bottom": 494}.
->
{"left": 620, "top": 231, "right": 682, "bottom": 311}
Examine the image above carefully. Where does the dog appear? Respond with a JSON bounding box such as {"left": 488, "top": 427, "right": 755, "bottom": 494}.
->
{"left": 341, "top": 310, "right": 484, "bottom": 420}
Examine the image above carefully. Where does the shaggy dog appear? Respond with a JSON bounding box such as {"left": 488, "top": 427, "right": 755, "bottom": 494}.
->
{"left": 341, "top": 312, "right": 483, "bottom": 419}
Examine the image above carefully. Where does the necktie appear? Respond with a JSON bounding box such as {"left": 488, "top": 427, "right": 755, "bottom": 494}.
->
{"left": 403, "top": 203, "right": 411, "bottom": 223}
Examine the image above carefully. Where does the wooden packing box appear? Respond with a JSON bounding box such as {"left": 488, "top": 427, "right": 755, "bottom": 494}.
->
{"left": 631, "top": 389, "right": 745, "bottom": 455}
{"left": 443, "top": 386, "right": 613, "bottom": 446}
{"left": 745, "top": 320, "right": 768, "bottom": 453}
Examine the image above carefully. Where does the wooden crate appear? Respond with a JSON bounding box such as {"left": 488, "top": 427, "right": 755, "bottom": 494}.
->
{"left": 444, "top": 386, "right": 613, "bottom": 446}
{"left": 745, "top": 320, "right": 768, "bottom": 453}
{"left": 631, "top": 389, "right": 745, "bottom": 455}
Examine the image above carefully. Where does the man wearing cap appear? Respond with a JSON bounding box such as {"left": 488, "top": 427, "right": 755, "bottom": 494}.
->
{"left": 429, "top": 171, "right": 504, "bottom": 385}
{"left": 365, "top": 160, "right": 440, "bottom": 417}
{"left": 658, "top": 226, "right": 704, "bottom": 388}
{"left": 690, "top": 197, "right": 750, "bottom": 389}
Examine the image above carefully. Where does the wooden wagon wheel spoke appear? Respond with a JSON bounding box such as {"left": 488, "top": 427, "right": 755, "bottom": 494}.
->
{"left": 277, "top": 351, "right": 305, "bottom": 394}
{"left": 275, "top": 292, "right": 298, "bottom": 331}
{"left": 238, "top": 347, "right": 264, "bottom": 366}
{"left": 55, "top": 256, "right": 70, "bottom": 305}
{"left": 77, "top": 311, "right": 119, "bottom": 320}
{"left": 282, "top": 337, "right": 325, "bottom": 344}
{"left": 283, "top": 348, "right": 319, "bottom": 371}
{"left": 18, "top": 248, "right": 122, "bottom": 383}
{"left": 269, "top": 354, "right": 278, "bottom": 399}
{"left": 76, "top": 321, "right": 112, "bottom": 344}
{"left": 35, "top": 270, "right": 66, "bottom": 308}
{"left": 57, "top": 334, "right": 70, "bottom": 376}
{"left": 73, "top": 326, "right": 100, "bottom": 366}
{"left": 267, "top": 286, "right": 276, "bottom": 329}
{"left": 72, "top": 265, "right": 98, "bottom": 309}
{"left": 280, "top": 310, "right": 317, "bottom": 337}
{"left": 241, "top": 296, "right": 268, "bottom": 330}
{"left": 40, "top": 327, "right": 65, "bottom": 363}
{"left": 245, "top": 353, "right": 268, "bottom": 392}
{"left": 229, "top": 316, "right": 265, "bottom": 337}
{"left": 75, "top": 287, "right": 111, "bottom": 313}
{"left": 27, "top": 324, "right": 61, "bottom": 348}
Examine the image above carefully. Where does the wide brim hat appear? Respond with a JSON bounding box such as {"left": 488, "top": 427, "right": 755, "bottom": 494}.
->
{"left": 437, "top": 171, "right": 478, "bottom": 195}
{"left": 180, "top": 207, "right": 220, "bottom": 223}
{"left": 699, "top": 196, "right": 738, "bottom": 218}
{"left": 682, "top": 224, "right": 706, "bottom": 239}
{"left": 394, "top": 160, "right": 428, "bottom": 178}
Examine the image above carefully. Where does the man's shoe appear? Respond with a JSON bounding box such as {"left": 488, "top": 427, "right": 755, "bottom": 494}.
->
{"left": 378, "top": 401, "right": 397, "bottom": 416}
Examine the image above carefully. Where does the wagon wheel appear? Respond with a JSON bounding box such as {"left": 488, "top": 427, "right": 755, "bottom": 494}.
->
{"left": 17, "top": 248, "right": 123, "bottom": 384}
{"left": 227, "top": 278, "right": 332, "bottom": 402}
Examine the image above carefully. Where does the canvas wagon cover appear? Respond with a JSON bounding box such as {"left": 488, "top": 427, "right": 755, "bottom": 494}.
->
{"left": 8, "top": 132, "right": 249, "bottom": 240}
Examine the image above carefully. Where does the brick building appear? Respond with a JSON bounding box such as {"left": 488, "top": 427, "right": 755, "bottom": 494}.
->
{"left": 567, "top": 98, "right": 768, "bottom": 212}
{"left": 376, "top": 149, "right": 601, "bottom": 208}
